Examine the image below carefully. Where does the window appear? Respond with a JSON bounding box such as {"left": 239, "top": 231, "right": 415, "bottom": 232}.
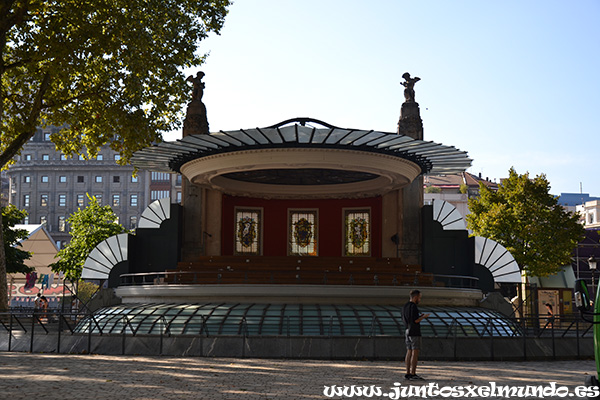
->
{"left": 113, "top": 176, "right": 120, "bottom": 183}
{"left": 44, "top": 132, "right": 51, "bottom": 141}
{"left": 130, "top": 194, "right": 138, "bottom": 207}
{"left": 78, "top": 155, "right": 85, "bottom": 160}
{"left": 77, "top": 194, "right": 84, "bottom": 207}
{"left": 23, "top": 194, "right": 30, "bottom": 207}
{"left": 23, "top": 216, "right": 29, "bottom": 224}
{"left": 42, "top": 154, "right": 50, "bottom": 160}
{"left": 288, "top": 210, "right": 318, "bottom": 256}
{"left": 114, "top": 154, "right": 121, "bottom": 161}
{"left": 176, "top": 191, "right": 182, "bottom": 203}
{"left": 114, "top": 216, "right": 120, "bottom": 224}
{"left": 40, "top": 216, "right": 47, "bottom": 226}
{"left": 41, "top": 176, "right": 49, "bottom": 183}
{"left": 40, "top": 194, "right": 48, "bottom": 207}
{"left": 95, "top": 194, "right": 103, "bottom": 205}
{"left": 343, "top": 209, "right": 371, "bottom": 256}
{"left": 58, "top": 194, "right": 66, "bottom": 207}
{"left": 23, "top": 176, "right": 31, "bottom": 183}
{"left": 97, "top": 154, "right": 103, "bottom": 160}
{"left": 60, "top": 154, "right": 67, "bottom": 160}
{"left": 130, "top": 216, "right": 138, "bottom": 229}
{"left": 59, "top": 176, "right": 67, "bottom": 183}
{"left": 590, "top": 214, "right": 595, "bottom": 224}
{"left": 131, "top": 175, "right": 138, "bottom": 183}
{"left": 176, "top": 175, "right": 182, "bottom": 186}
{"left": 234, "top": 208, "right": 262, "bottom": 255}
{"left": 95, "top": 176, "right": 103, "bottom": 183}
{"left": 151, "top": 172, "right": 170, "bottom": 182}
{"left": 112, "top": 194, "right": 120, "bottom": 207}
{"left": 58, "top": 216, "right": 66, "bottom": 232}
{"left": 150, "top": 190, "right": 170, "bottom": 201}
{"left": 77, "top": 176, "right": 84, "bottom": 183}
{"left": 24, "top": 154, "right": 32, "bottom": 161}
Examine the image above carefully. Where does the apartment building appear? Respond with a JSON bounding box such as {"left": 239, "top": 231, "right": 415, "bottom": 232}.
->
{"left": 6, "top": 126, "right": 181, "bottom": 248}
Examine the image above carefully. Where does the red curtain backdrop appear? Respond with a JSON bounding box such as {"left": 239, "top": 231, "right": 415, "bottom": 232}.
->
{"left": 222, "top": 195, "right": 382, "bottom": 257}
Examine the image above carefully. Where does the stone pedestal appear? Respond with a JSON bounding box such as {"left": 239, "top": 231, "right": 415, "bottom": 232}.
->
{"left": 181, "top": 100, "right": 210, "bottom": 261}
{"left": 397, "top": 102, "right": 424, "bottom": 140}
{"left": 396, "top": 99, "right": 424, "bottom": 264}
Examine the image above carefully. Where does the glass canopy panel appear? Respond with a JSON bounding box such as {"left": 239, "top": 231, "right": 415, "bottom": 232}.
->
{"left": 310, "top": 128, "right": 333, "bottom": 144}
{"left": 296, "top": 127, "right": 314, "bottom": 144}
{"left": 324, "top": 129, "right": 353, "bottom": 144}
{"left": 259, "top": 129, "right": 284, "bottom": 144}
{"left": 352, "top": 131, "right": 386, "bottom": 146}
{"left": 221, "top": 130, "right": 256, "bottom": 146}
{"left": 278, "top": 126, "right": 297, "bottom": 143}
{"left": 338, "top": 130, "right": 372, "bottom": 146}
{"left": 76, "top": 304, "right": 520, "bottom": 337}
{"left": 243, "top": 129, "right": 272, "bottom": 145}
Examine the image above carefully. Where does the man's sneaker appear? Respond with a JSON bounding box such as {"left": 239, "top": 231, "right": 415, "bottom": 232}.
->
{"left": 410, "top": 374, "right": 425, "bottom": 380}
{"left": 404, "top": 374, "right": 413, "bottom": 380}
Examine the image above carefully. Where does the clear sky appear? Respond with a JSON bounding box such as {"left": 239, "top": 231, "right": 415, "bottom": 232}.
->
{"left": 167, "top": 0, "right": 600, "bottom": 196}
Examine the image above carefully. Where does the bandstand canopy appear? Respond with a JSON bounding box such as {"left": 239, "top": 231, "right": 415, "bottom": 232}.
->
{"left": 132, "top": 118, "right": 472, "bottom": 198}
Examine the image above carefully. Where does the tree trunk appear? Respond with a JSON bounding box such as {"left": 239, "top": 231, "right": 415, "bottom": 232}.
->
{"left": 0, "top": 73, "right": 50, "bottom": 311}
{"left": 0, "top": 210, "right": 7, "bottom": 311}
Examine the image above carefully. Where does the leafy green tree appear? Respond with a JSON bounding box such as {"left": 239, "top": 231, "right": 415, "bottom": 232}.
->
{"left": 466, "top": 167, "right": 584, "bottom": 277}
{"left": 75, "top": 280, "right": 99, "bottom": 307}
{"left": 50, "top": 195, "right": 127, "bottom": 281}
{"left": 3, "top": 205, "right": 32, "bottom": 274}
{"left": 0, "top": 0, "right": 230, "bottom": 309}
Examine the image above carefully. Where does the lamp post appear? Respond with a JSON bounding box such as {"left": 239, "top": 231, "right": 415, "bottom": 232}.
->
{"left": 589, "top": 255, "right": 597, "bottom": 294}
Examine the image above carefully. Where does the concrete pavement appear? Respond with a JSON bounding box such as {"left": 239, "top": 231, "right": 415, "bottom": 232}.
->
{"left": 0, "top": 353, "right": 596, "bottom": 399}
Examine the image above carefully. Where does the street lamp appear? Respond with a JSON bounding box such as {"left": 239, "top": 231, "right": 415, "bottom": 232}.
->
{"left": 589, "top": 255, "right": 597, "bottom": 294}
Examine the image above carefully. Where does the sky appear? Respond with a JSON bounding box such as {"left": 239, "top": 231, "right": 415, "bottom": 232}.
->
{"left": 166, "top": 0, "right": 600, "bottom": 196}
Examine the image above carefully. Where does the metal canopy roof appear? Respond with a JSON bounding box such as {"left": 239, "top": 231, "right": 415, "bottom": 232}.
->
{"left": 131, "top": 119, "right": 472, "bottom": 175}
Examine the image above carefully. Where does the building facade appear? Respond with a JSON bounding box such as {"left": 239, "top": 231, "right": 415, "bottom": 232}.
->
{"left": 423, "top": 172, "right": 498, "bottom": 217}
{"left": 6, "top": 127, "right": 181, "bottom": 248}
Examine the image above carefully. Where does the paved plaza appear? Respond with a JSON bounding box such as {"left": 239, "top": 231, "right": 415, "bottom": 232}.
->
{"left": 0, "top": 352, "right": 596, "bottom": 399}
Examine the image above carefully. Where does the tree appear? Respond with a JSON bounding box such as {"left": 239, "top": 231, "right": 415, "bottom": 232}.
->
{"left": 3, "top": 205, "right": 32, "bottom": 274}
{"left": 50, "top": 195, "right": 127, "bottom": 281}
{"left": 0, "top": 0, "right": 230, "bottom": 309}
{"left": 466, "top": 167, "right": 584, "bottom": 277}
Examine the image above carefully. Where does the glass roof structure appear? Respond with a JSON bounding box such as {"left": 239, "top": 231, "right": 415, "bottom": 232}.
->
{"left": 76, "top": 303, "right": 521, "bottom": 338}
{"left": 131, "top": 120, "right": 472, "bottom": 176}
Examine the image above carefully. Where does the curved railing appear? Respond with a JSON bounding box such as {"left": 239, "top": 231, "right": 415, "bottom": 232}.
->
{"left": 119, "top": 270, "right": 480, "bottom": 289}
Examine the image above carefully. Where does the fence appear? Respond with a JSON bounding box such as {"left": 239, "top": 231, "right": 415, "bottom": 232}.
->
{"left": 0, "top": 309, "right": 594, "bottom": 360}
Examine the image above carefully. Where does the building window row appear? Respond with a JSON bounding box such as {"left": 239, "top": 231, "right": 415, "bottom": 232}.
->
{"left": 38, "top": 216, "right": 66, "bottom": 232}
{"left": 151, "top": 172, "right": 170, "bottom": 182}
{"left": 22, "top": 153, "right": 123, "bottom": 162}
{"left": 150, "top": 190, "right": 170, "bottom": 201}
{"left": 35, "top": 214, "right": 139, "bottom": 233}
{"left": 21, "top": 174, "right": 137, "bottom": 184}
{"left": 31, "top": 193, "right": 142, "bottom": 208}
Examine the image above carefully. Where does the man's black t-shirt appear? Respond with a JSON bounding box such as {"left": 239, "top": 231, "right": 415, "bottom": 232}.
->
{"left": 402, "top": 301, "right": 421, "bottom": 336}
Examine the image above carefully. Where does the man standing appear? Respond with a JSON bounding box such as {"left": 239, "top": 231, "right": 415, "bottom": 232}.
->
{"left": 402, "top": 289, "right": 429, "bottom": 380}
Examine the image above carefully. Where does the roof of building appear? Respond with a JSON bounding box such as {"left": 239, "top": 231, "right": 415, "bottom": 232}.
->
{"left": 424, "top": 172, "right": 497, "bottom": 189}
{"left": 12, "top": 224, "right": 59, "bottom": 272}
{"left": 558, "top": 193, "right": 600, "bottom": 207}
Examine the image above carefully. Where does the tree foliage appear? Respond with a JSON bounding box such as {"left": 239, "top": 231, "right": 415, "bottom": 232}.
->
{"left": 50, "top": 195, "right": 127, "bottom": 281}
{"left": 0, "top": 0, "right": 230, "bottom": 310}
{"left": 466, "top": 168, "right": 584, "bottom": 277}
{"left": 3, "top": 205, "right": 32, "bottom": 274}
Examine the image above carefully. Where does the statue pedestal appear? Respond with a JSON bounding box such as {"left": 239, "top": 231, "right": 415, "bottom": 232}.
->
{"left": 183, "top": 100, "right": 209, "bottom": 137}
{"left": 397, "top": 102, "right": 423, "bottom": 139}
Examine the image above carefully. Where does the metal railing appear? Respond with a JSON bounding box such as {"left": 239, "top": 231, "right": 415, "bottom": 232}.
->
{"left": 0, "top": 309, "right": 593, "bottom": 360}
{"left": 119, "top": 270, "right": 480, "bottom": 289}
